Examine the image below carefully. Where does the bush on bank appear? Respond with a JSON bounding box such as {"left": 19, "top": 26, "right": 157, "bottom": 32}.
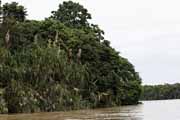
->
{"left": 0, "top": 1, "right": 142, "bottom": 113}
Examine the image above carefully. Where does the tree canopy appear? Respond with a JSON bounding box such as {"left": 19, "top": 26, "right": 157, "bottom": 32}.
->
{"left": 2, "top": 2, "right": 27, "bottom": 22}
{"left": 51, "top": 1, "right": 91, "bottom": 28}
{"left": 50, "top": 1, "right": 104, "bottom": 40}
{"left": 141, "top": 83, "right": 180, "bottom": 100}
{"left": 0, "top": 1, "right": 142, "bottom": 114}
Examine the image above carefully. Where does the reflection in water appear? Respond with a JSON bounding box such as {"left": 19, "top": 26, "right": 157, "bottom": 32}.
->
{"left": 0, "top": 99, "right": 180, "bottom": 120}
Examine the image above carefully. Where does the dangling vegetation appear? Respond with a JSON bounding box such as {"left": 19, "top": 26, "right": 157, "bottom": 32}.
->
{"left": 0, "top": 1, "right": 142, "bottom": 114}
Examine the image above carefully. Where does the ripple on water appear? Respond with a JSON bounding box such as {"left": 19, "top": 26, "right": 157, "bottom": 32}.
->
{"left": 0, "top": 100, "right": 180, "bottom": 120}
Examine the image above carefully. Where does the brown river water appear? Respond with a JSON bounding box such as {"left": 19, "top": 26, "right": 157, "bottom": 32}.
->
{"left": 0, "top": 99, "right": 180, "bottom": 120}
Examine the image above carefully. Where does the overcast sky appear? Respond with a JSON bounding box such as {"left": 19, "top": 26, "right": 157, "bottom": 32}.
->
{"left": 3, "top": 0, "right": 180, "bottom": 85}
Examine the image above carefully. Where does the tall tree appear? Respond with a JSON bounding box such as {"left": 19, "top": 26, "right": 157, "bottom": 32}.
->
{"left": 2, "top": 2, "right": 27, "bottom": 23}
{"left": 51, "top": 1, "right": 104, "bottom": 41}
{"left": 51, "top": 1, "right": 91, "bottom": 28}
{"left": 0, "top": 2, "right": 27, "bottom": 48}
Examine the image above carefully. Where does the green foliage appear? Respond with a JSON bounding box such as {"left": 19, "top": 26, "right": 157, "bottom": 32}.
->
{"left": 51, "top": 1, "right": 91, "bottom": 28}
{"left": 51, "top": 1, "right": 104, "bottom": 40}
{"left": 0, "top": 88, "right": 8, "bottom": 114}
{"left": 141, "top": 83, "right": 180, "bottom": 100}
{"left": 9, "top": 20, "right": 42, "bottom": 51}
{"left": 0, "top": 2, "right": 27, "bottom": 49}
{"left": 2, "top": 2, "right": 27, "bottom": 22}
{"left": 1, "top": 46, "right": 90, "bottom": 113}
{"left": 5, "top": 80, "right": 40, "bottom": 113}
{"left": 0, "top": 1, "right": 142, "bottom": 114}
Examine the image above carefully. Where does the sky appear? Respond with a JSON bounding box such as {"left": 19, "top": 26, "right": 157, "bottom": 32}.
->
{"left": 2, "top": 0, "right": 180, "bottom": 85}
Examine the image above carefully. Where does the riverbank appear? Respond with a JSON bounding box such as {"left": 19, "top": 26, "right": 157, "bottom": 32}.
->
{"left": 0, "top": 1, "right": 141, "bottom": 114}
{"left": 141, "top": 83, "right": 180, "bottom": 100}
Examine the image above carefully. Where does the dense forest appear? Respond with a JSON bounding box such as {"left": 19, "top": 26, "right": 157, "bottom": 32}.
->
{"left": 0, "top": 1, "right": 141, "bottom": 113}
{"left": 141, "top": 83, "right": 180, "bottom": 100}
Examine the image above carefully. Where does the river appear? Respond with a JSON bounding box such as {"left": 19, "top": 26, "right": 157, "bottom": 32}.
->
{"left": 0, "top": 99, "right": 179, "bottom": 120}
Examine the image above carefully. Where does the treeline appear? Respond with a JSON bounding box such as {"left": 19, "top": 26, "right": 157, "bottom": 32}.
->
{"left": 0, "top": 1, "right": 141, "bottom": 113}
{"left": 141, "top": 83, "right": 180, "bottom": 100}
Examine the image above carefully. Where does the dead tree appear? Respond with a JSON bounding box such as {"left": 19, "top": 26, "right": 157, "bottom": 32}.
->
{"left": 5, "top": 29, "right": 11, "bottom": 48}
{"left": 34, "top": 34, "right": 39, "bottom": 45}
{"left": 68, "top": 48, "right": 72, "bottom": 63}
{"left": 55, "top": 31, "right": 58, "bottom": 43}
{"left": 53, "top": 30, "right": 59, "bottom": 47}
{"left": 77, "top": 48, "right": 82, "bottom": 64}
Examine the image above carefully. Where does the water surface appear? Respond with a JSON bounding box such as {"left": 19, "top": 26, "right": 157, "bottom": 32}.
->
{"left": 0, "top": 99, "right": 179, "bottom": 120}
